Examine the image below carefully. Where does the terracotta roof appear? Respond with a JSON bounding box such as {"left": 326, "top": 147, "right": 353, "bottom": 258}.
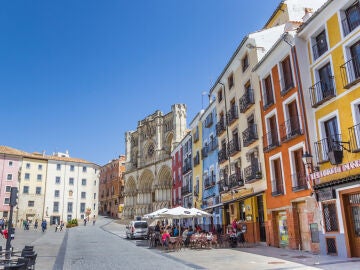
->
{"left": 0, "top": 145, "right": 30, "bottom": 156}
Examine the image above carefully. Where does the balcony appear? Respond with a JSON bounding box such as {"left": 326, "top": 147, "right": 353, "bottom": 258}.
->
{"left": 182, "top": 159, "right": 192, "bottom": 174}
{"left": 314, "top": 134, "right": 343, "bottom": 164}
{"left": 218, "top": 179, "right": 228, "bottom": 192}
{"left": 263, "top": 130, "right": 280, "bottom": 152}
{"left": 279, "top": 116, "right": 303, "bottom": 142}
{"left": 349, "top": 123, "right": 360, "bottom": 152}
{"left": 208, "top": 138, "right": 218, "bottom": 152}
{"left": 193, "top": 154, "right": 200, "bottom": 166}
{"left": 340, "top": 56, "right": 360, "bottom": 89}
{"left": 342, "top": 5, "right": 360, "bottom": 36}
{"left": 201, "top": 145, "right": 209, "bottom": 159}
{"left": 204, "top": 175, "right": 216, "bottom": 189}
{"left": 229, "top": 172, "right": 244, "bottom": 188}
{"left": 291, "top": 172, "right": 308, "bottom": 192}
{"left": 312, "top": 39, "right": 328, "bottom": 60}
{"left": 181, "top": 185, "right": 192, "bottom": 195}
{"left": 244, "top": 161, "right": 261, "bottom": 183}
{"left": 309, "top": 76, "right": 336, "bottom": 107}
{"left": 193, "top": 131, "right": 199, "bottom": 143}
{"left": 226, "top": 105, "right": 239, "bottom": 126}
{"left": 271, "top": 179, "right": 284, "bottom": 196}
{"left": 228, "top": 139, "right": 241, "bottom": 156}
{"left": 280, "top": 77, "right": 295, "bottom": 96}
{"left": 239, "top": 89, "right": 255, "bottom": 113}
{"left": 263, "top": 94, "right": 274, "bottom": 110}
{"left": 205, "top": 114, "right": 213, "bottom": 128}
{"left": 218, "top": 147, "right": 228, "bottom": 164}
{"left": 242, "top": 124, "right": 258, "bottom": 147}
{"left": 216, "top": 119, "right": 226, "bottom": 136}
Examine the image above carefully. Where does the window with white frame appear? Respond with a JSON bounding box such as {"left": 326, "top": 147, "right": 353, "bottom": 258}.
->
{"left": 312, "top": 29, "right": 328, "bottom": 60}
{"left": 4, "top": 198, "right": 10, "bottom": 205}
{"left": 5, "top": 186, "right": 11, "bottom": 193}
{"left": 7, "top": 174, "right": 12, "bottom": 181}
{"left": 24, "top": 173, "right": 30, "bottom": 180}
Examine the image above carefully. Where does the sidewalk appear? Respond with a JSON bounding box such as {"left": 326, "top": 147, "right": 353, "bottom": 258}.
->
{"left": 102, "top": 218, "right": 360, "bottom": 270}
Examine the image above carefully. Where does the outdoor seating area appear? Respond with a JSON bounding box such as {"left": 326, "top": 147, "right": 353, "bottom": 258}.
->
{"left": 0, "top": 245, "right": 37, "bottom": 269}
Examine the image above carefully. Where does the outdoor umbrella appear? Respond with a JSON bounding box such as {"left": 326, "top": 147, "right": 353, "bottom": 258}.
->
{"left": 143, "top": 207, "right": 169, "bottom": 219}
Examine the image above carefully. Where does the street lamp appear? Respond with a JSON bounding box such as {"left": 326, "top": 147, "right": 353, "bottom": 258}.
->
{"left": 302, "top": 151, "right": 313, "bottom": 169}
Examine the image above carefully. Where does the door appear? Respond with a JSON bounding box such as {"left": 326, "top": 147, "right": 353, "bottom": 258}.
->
{"left": 257, "top": 195, "right": 266, "bottom": 242}
{"left": 273, "top": 158, "right": 283, "bottom": 194}
{"left": 324, "top": 117, "right": 340, "bottom": 151}
{"left": 350, "top": 41, "right": 360, "bottom": 79}
{"left": 293, "top": 149, "right": 306, "bottom": 189}
{"left": 318, "top": 63, "right": 333, "bottom": 98}
{"left": 287, "top": 101, "right": 299, "bottom": 135}
{"left": 268, "top": 116, "right": 278, "bottom": 147}
{"left": 344, "top": 192, "right": 360, "bottom": 257}
{"left": 297, "top": 202, "right": 311, "bottom": 251}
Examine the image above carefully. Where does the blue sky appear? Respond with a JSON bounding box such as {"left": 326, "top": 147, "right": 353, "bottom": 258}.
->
{"left": 0, "top": 0, "right": 280, "bottom": 165}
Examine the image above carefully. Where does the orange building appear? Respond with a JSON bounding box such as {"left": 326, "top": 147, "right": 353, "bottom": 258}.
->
{"left": 99, "top": 156, "right": 126, "bottom": 218}
{"left": 254, "top": 32, "right": 319, "bottom": 252}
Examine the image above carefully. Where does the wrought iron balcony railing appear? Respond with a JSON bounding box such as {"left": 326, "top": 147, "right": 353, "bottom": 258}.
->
{"left": 208, "top": 138, "right": 218, "bottom": 152}
{"left": 291, "top": 172, "right": 308, "bottom": 192}
{"left": 244, "top": 161, "right": 261, "bottom": 183}
{"left": 342, "top": 6, "right": 360, "bottom": 36}
{"left": 239, "top": 89, "right": 254, "bottom": 113}
{"left": 229, "top": 139, "right": 241, "bottom": 156}
{"left": 204, "top": 176, "right": 216, "bottom": 189}
{"left": 349, "top": 123, "right": 360, "bottom": 152}
{"left": 193, "top": 154, "right": 200, "bottom": 166}
{"left": 340, "top": 56, "right": 360, "bottom": 89}
{"left": 263, "top": 93, "right": 274, "bottom": 110}
{"left": 181, "top": 185, "right": 192, "bottom": 195}
{"left": 226, "top": 105, "right": 239, "bottom": 126}
{"left": 242, "top": 124, "right": 258, "bottom": 147}
{"left": 314, "top": 134, "right": 343, "bottom": 164}
{"left": 216, "top": 118, "right": 226, "bottom": 136}
{"left": 312, "top": 39, "right": 328, "bottom": 60}
{"left": 201, "top": 145, "right": 208, "bottom": 159}
{"left": 218, "top": 179, "right": 229, "bottom": 192}
{"left": 263, "top": 130, "right": 280, "bottom": 152}
{"left": 218, "top": 147, "right": 228, "bottom": 164}
{"left": 271, "top": 179, "right": 284, "bottom": 196}
{"left": 309, "top": 76, "right": 336, "bottom": 107}
{"left": 229, "top": 172, "right": 244, "bottom": 188}
{"left": 204, "top": 114, "right": 213, "bottom": 128}
{"left": 280, "top": 77, "right": 295, "bottom": 96}
{"left": 279, "top": 116, "right": 303, "bottom": 142}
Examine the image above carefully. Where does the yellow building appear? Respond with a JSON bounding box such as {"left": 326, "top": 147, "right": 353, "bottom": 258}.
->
{"left": 297, "top": 0, "right": 360, "bottom": 258}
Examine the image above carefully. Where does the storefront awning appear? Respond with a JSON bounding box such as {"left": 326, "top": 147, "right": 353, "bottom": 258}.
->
{"left": 221, "top": 190, "right": 264, "bottom": 205}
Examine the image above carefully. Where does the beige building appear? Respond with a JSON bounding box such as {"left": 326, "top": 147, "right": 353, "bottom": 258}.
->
{"left": 123, "top": 104, "right": 187, "bottom": 218}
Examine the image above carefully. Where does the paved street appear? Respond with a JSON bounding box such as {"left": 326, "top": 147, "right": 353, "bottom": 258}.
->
{"left": 3, "top": 216, "right": 360, "bottom": 270}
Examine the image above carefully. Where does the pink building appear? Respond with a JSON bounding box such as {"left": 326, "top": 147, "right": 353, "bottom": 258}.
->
{"left": 0, "top": 146, "right": 24, "bottom": 218}
{"left": 171, "top": 145, "right": 183, "bottom": 207}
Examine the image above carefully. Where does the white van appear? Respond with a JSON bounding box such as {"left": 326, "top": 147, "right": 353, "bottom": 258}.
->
{"left": 125, "top": 220, "right": 148, "bottom": 239}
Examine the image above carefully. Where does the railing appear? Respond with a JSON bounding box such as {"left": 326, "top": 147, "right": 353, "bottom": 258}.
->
{"left": 193, "top": 131, "right": 199, "bottom": 142}
{"left": 193, "top": 154, "right": 200, "bottom": 166}
{"left": 340, "top": 56, "right": 360, "bottom": 89}
{"left": 271, "top": 179, "right": 284, "bottom": 196}
{"left": 242, "top": 124, "right": 258, "bottom": 147}
{"left": 182, "top": 159, "right": 192, "bottom": 174}
{"left": 263, "top": 92, "right": 274, "bottom": 110}
{"left": 291, "top": 172, "right": 308, "bottom": 191}
{"left": 279, "top": 116, "right": 303, "bottom": 142}
{"left": 280, "top": 77, "right": 295, "bottom": 96}
{"left": 218, "top": 147, "right": 228, "bottom": 163}
{"left": 309, "top": 76, "right": 336, "bottom": 107}
{"left": 314, "top": 134, "right": 342, "bottom": 163}
{"left": 244, "top": 162, "right": 261, "bottom": 182}
{"left": 349, "top": 123, "right": 360, "bottom": 152}
{"left": 239, "top": 89, "right": 255, "bottom": 113}
{"left": 228, "top": 139, "right": 241, "bottom": 156}
{"left": 205, "top": 114, "right": 213, "bottom": 128}
{"left": 204, "top": 176, "right": 216, "bottom": 189}
{"left": 342, "top": 7, "right": 360, "bottom": 36}
{"left": 227, "top": 105, "right": 239, "bottom": 125}
{"left": 216, "top": 118, "right": 226, "bottom": 136}
{"left": 181, "top": 185, "right": 192, "bottom": 195}
{"left": 218, "top": 179, "right": 228, "bottom": 192}
{"left": 263, "top": 129, "right": 280, "bottom": 152}
{"left": 208, "top": 138, "right": 218, "bottom": 152}
{"left": 229, "top": 172, "right": 244, "bottom": 188}
{"left": 201, "top": 146, "right": 208, "bottom": 159}
{"left": 312, "top": 39, "right": 328, "bottom": 60}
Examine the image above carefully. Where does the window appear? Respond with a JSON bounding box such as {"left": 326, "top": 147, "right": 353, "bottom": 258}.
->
{"left": 94, "top": 180, "right": 96, "bottom": 186}
{"left": 263, "top": 75, "right": 274, "bottom": 108}
{"left": 318, "top": 63, "right": 335, "bottom": 100}
{"left": 24, "top": 173, "right": 30, "bottom": 180}
{"left": 80, "top": 214, "right": 84, "bottom": 220}
{"left": 38, "top": 164, "right": 42, "bottom": 170}
{"left": 82, "top": 179, "right": 87, "bottom": 186}
{"left": 242, "top": 54, "right": 249, "bottom": 72}
{"left": 53, "top": 202, "right": 59, "bottom": 212}
{"left": 23, "top": 186, "right": 29, "bottom": 194}
{"left": 36, "top": 187, "right": 41, "bottom": 195}
{"left": 82, "top": 166, "right": 87, "bottom": 172}
{"left": 93, "top": 203, "right": 96, "bottom": 210}
{"left": 37, "top": 174, "right": 42, "bottom": 181}
{"left": 81, "top": 192, "right": 86, "bottom": 199}
{"left": 94, "top": 193, "right": 96, "bottom": 199}
{"left": 7, "top": 174, "right": 12, "bottom": 181}
{"left": 54, "top": 190, "right": 60, "bottom": 197}
{"left": 271, "top": 158, "right": 284, "bottom": 196}
{"left": 70, "top": 165, "right": 75, "bottom": 172}
{"left": 80, "top": 203, "right": 86, "bottom": 213}
{"left": 228, "top": 73, "right": 234, "bottom": 89}
{"left": 67, "top": 202, "right": 73, "bottom": 213}
{"left": 8, "top": 161, "right": 13, "bottom": 166}
{"left": 4, "top": 198, "right": 10, "bottom": 205}
{"left": 217, "top": 89, "right": 223, "bottom": 103}
{"left": 342, "top": 1, "right": 360, "bottom": 36}
{"left": 56, "top": 164, "right": 61, "bottom": 171}
{"left": 69, "top": 190, "right": 73, "bottom": 197}
{"left": 3, "top": 211, "right": 8, "bottom": 218}
{"left": 55, "top": 177, "right": 60, "bottom": 184}
{"left": 67, "top": 215, "right": 72, "bottom": 221}
{"left": 312, "top": 30, "right": 328, "bottom": 60}
{"left": 26, "top": 163, "right": 30, "bottom": 169}
{"left": 69, "top": 177, "right": 74, "bottom": 185}
{"left": 28, "top": 201, "right": 34, "bottom": 207}
{"left": 5, "top": 186, "right": 11, "bottom": 193}
{"left": 322, "top": 201, "right": 339, "bottom": 232}
{"left": 280, "top": 56, "right": 294, "bottom": 94}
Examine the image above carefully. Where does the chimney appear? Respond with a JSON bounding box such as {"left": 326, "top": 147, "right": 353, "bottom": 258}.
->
{"left": 302, "top": 8, "right": 313, "bottom": 22}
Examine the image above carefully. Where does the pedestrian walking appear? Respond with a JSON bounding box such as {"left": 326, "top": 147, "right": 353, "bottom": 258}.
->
{"left": 41, "top": 220, "right": 47, "bottom": 232}
{"left": 84, "top": 218, "right": 87, "bottom": 226}
{"left": 34, "top": 220, "right": 38, "bottom": 230}
{"left": 60, "top": 221, "right": 64, "bottom": 231}
{"left": 92, "top": 215, "right": 96, "bottom": 226}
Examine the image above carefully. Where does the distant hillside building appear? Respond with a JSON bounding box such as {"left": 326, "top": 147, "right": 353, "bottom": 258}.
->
{"left": 123, "top": 104, "right": 187, "bottom": 218}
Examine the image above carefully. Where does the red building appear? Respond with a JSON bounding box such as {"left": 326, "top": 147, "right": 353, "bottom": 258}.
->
{"left": 171, "top": 143, "right": 183, "bottom": 207}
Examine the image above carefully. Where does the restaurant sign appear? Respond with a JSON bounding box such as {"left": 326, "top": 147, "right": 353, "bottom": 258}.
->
{"left": 310, "top": 159, "right": 360, "bottom": 180}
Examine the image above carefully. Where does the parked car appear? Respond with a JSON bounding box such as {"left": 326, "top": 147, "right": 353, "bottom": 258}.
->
{"left": 126, "top": 220, "right": 148, "bottom": 239}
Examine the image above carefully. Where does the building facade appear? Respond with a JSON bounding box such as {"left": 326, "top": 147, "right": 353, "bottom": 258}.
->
{"left": 297, "top": 0, "right": 360, "bottom": 257}
{"left": 123, "top": 104, "right": 187, "bottom": 218}
{"left": 99, "top": 156, "right": 126, "bottom": 218}
{"left": 171, "top": 139, "right": 183, "bottom": 208}
{"left": 181, "top": 132, "right": 193, "bottom": 209}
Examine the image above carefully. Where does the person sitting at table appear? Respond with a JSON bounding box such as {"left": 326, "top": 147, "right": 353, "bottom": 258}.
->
{"left": 173, "top": 226, "right": 179, "bottom": 237}
{"left": 184, "top": 226, "right": 194, "bottom": 247}
{"left": 182, "top": 227, "right": 189, "bottom": 242}
{"left": 195, "top": 224, "right": 202, "bottom": 233}
{"left": 161, "top": 230, "right": 171, "bottom": 248}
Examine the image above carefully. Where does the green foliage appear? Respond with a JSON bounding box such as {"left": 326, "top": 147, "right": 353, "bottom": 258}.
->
{"left": 66, "top": 219, "right": 79, "bottom": 228}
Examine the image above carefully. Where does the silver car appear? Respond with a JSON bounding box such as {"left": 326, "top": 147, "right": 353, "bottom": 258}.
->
{"left": 126, "top": 220, "right": 148, "bottom": 239}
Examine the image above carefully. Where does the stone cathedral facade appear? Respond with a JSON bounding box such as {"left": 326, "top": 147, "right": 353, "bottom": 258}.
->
{"left": 123, "top": 104, "right": 187, "bottom": 218}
